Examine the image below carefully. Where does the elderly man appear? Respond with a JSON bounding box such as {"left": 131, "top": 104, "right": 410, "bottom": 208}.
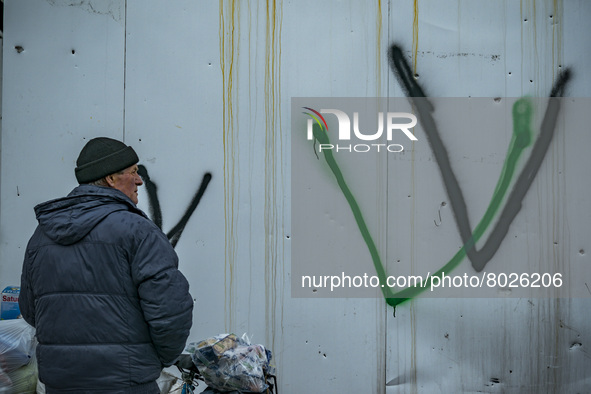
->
{"left": 19, "top": 137, "right": 194, "bottom": 393}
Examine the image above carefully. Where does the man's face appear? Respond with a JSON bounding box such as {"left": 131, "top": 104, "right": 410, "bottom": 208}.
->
{"left": 110, "top": 164, "right": 143, "bottom": 204}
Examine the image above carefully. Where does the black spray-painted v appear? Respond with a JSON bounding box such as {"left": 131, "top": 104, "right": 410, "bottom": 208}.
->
{"left": 388, "top": 44, "right": 572, "bottom": 272}
{"left": 138, "top": 165, "right": 212, "bottom": 248}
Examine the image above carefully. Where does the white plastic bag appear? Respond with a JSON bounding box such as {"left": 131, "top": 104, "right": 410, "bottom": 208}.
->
{"left": 157, "top": 370, "right": 179, "bottom": 394}
{"left": 0, "top": 319, "right": 37, "bottom": 393}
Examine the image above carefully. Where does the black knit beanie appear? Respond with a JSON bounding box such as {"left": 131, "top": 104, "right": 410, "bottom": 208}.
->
{"left": 75, "top": 137, "right": 139, "bottom": 184}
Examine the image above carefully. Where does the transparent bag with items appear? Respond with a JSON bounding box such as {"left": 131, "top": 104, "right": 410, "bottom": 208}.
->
{"left": 0, "top": 319, "right": 38, "bottom": 393}
{"left": 185, "top": 334, "right": 276, "bottom": 393}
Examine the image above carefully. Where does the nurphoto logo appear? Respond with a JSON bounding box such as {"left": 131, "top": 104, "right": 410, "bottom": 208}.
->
{"left": 303, "top": 106, "right": 418, "bottom": 153}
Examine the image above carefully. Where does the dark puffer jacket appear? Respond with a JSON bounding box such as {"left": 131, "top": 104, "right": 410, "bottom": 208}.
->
{"left": 19, "top": 185, "right": 194, "bottom": 393}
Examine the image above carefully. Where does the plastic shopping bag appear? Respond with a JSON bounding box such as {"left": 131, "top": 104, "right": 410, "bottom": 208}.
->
{"left": 0, "top": 319, "right": 37, "bottom": 393}
{"left": 185, "top": 334, "right": 274, "bottom": 393}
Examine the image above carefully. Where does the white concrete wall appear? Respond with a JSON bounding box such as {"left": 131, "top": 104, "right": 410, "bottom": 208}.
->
{"left": 1, "top": 0, "right": 590, "bottom": 392}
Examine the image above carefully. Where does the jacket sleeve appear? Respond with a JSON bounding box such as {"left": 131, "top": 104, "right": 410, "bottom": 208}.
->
{"left": 19, "top": 242, "right": 37, "bottom": 328}
{"left": 130, "top": 228, "right": 194, "bottom": 367}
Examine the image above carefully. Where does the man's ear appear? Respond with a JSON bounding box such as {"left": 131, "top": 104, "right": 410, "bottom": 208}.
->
{"left": 105, "top": 174, "right": 117, "bottom": 187}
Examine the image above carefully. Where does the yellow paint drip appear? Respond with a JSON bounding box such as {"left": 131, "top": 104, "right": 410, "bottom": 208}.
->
{"left": 376, "top": 0, "right": 382, "bottom": 97}
{"left": 263, "top": 0, "right": 283, "bottom": 355}
{"left": 411, "top": 3, "right": 418, "bottom": 391}
{"left": 552, "top": 0, "right": 563, "bottom": 82}
{"left": 412, "top": 0, "right": 419, "bottom": 74}
{"left": 219, "top": 0, "right": 240, "bottom": 332}
{"left": 219, "top": 0, "right": 284, "bottom": 356}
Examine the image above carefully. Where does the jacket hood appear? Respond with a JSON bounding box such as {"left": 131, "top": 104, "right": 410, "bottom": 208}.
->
{"left": 34, "top": 185, "right": 147, "bottom": 245}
